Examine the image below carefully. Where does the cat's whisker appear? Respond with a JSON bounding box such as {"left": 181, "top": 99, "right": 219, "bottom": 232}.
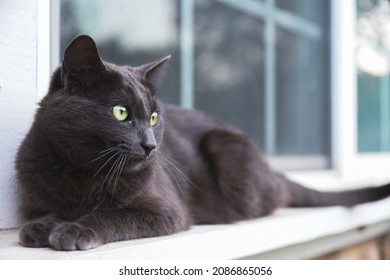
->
{"left": 99, "top": 147, "right": 118, "bottom": 154}
{"left": 94, "top": 151, "right": 119, "bottom": 178}
{"left": 110, "top": 153, "right": 127, "bottom": 199}
{"left": 78, "top": 147, "right": 117, "bottom": 169}
{"left": 102, "top": 151, "right": 122, "bottom": 189}
{"left": 59, "top": 147, "right": 118, "bottom": 173}
{"left": 156, "top": 153, "right": 219, "bottom": 201}
{"left": 156, "top": 152, "right": 185, "bottom": 169}
{"left": 113, "top": 154, "right": 125, "bottom": 185}
{"left": 155, "top": 157, "right": 187, "bottom": 203}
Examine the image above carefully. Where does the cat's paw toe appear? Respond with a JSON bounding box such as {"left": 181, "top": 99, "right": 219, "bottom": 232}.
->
{"left": 49, "top": 223, "right": 100, "bottom": 251}
{"left": 19, "top": 222, "right": 53, "bottom": 248}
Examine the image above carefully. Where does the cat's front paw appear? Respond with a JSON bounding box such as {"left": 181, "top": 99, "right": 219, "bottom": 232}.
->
{"left": 19, "top": 220, "right": 57, "bottom": 248}
{"left": 49, "top": 223, "right": 101, "bottom": 251}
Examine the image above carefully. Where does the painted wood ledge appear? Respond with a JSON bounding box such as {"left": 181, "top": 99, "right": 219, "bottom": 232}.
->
{"left": 1, "top": 197, "right": 390, "bottom": 260}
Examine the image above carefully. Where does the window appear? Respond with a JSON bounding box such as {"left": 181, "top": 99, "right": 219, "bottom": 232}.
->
{"left": 58, "top": 0, "right": 330, "bottom": 170}
{"left": 357, "top": 0, "right": 390, "bottom": 152}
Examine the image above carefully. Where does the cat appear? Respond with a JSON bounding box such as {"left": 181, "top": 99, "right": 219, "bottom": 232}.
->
{"left": 15, "top": 35, "right": 390, "bottom": 251}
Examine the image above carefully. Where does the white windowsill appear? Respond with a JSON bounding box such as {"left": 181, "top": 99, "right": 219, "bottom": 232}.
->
{"left": 1, "top": 197, "right": 390, "bottom": 260}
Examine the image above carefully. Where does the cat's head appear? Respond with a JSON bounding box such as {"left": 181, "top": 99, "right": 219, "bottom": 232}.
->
{"left": 37, "top": 35, "right": 169, "bottom": 172}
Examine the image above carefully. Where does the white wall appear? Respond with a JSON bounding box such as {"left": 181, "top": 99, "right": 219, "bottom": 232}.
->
{"left": 0, "top": 0, "right": 39, "bottom": 229}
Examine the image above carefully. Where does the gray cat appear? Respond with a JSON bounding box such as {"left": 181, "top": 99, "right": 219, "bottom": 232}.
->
{"left": 15, "top": 35, "right": 390, "bottom": 251}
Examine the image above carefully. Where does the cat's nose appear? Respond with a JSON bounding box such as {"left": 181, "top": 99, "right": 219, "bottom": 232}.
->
{"left": 141, "top": 128, "right": 157, "bottom": 156}
{"left": 141, "top": 143, "right": 156, "bottom": 156}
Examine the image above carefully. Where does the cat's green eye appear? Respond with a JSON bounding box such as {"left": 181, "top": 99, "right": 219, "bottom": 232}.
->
{"left": 112, "top": 105, "right": 129, "bottom": 122}
{"left": 150, "top": 112, "right": 158, "bottom": 126}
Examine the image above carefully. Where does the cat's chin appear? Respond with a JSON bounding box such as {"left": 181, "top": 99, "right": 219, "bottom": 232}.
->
{"left": 127, "top": 155, "right": 154, "bottom": 172}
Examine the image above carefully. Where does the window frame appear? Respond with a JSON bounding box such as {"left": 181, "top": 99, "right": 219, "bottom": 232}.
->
{"left": 181, "top": 0, "right": 330, "bottom": 169}
{"left": 289, "top": 0, "right": 390, "bottom": 189}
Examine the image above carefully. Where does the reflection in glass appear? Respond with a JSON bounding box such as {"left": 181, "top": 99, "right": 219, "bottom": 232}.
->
{"left": 357, "top": 0, "right": 390, "bottom": 152}
{"left": 276, "top": 28, "right": 329, "bottom": 155}
{"left": 60, "top": 0, "right": 181, "bottom": 104}
{"left": 194, "top": 0, "right": 265, "bottom": 148}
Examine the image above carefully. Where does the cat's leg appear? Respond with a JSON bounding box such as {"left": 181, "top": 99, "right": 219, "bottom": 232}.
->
{"left": 199, "top": 129, "right": 289, "bottom": 222}
{"left": 19, "top": 213, "right": 61, "bottom": 248}
{"left": 48, "top": 205, "right": 188, "bottom": 250}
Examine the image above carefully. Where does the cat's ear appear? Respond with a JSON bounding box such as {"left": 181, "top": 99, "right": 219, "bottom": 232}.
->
{"left": 137, "top": 55, "right": 171, "bottom": 93}
{"left": 61, "top": 35, "right": 105, "bottom": 83}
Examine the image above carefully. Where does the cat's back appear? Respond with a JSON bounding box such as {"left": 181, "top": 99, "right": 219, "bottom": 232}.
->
{"left": 162, "top": 103, "right": 233, "bottom": 137}
{"left": 160, "top": 102, "right": 240, "bottom": 163}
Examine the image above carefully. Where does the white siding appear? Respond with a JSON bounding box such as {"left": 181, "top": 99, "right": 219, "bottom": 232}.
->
{"left": 0, "top": 0, "right": 39, "bottom": 229}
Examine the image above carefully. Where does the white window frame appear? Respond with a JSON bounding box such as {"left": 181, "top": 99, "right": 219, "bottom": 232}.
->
{"left": 37, "top": 0, "right": 52, "bottom": 101}
{"left": 287, "top": 0, "right": 390, "bottom": 190}
{"left": 187, "top": 0, "right": 330, "bottom": 169}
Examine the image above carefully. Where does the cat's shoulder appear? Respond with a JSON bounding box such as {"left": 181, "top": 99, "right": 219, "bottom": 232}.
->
{"left": 161, "top": 102, "right": 238, "bottom": 135}
{"left": 162, "top": 103, "right": 220, "bottom": 124}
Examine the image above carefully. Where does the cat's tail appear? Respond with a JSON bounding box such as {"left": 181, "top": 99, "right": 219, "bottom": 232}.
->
{"left": 281, "top": 175, "right": 390, "bottom": 207}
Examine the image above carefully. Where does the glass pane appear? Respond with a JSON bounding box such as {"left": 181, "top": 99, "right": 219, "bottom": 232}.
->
{"left": 276, "top": 28, "right": 329, "bottom": 155}
{"left": 60, "top": 0, "right": 181, "bottom": 105}
{"left": 193, "top": 0, "right": 265, "bottom": 148}
{"left": 357, "top": 0, "right": 390, "bottom": 152}
{"left": 276, "top": 0, "right": 327, "bottom": 24}
{"left": 358, "top": 73, "right": 382, "bottom": 151}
